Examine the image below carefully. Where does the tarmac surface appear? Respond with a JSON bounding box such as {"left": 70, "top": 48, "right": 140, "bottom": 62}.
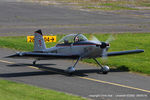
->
{"left": 0, "top": 0, "right": 150, "bottom": 36}
{"left": 0, "top": 0, "right": 150, "bottom": 100}
{"left": 0, "top": 48, "right": 150, "bottom": 100}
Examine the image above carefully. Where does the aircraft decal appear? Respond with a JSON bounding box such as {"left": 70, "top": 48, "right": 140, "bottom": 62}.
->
{"left": 38, "top": 40, "right": 42, "bottom": 46}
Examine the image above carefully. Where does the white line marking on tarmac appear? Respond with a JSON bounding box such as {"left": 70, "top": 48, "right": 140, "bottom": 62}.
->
{"left": 1, "top": 59, "right": 150, "bottom": 93}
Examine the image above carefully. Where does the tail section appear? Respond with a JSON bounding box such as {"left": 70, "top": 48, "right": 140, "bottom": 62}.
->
{"left": 34, "top": 29, "right": 46, "bottom": 52}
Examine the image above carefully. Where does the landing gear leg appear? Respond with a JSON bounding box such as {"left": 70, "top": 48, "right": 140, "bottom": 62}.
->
{"left": 66, "top": 57, "right": 81, "bottom": 75}
{"left": 93, "top": 58, "right": 109, "bottom": 74}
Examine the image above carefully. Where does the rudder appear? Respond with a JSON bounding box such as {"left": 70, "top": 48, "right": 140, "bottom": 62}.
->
{"left": 34, "top": 29, "right": 46, "bottom": 52}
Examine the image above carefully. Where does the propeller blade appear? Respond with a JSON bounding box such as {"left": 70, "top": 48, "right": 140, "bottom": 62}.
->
{"left": 101, "top": 48, "right": 108, "bottom": 65}
{"left": 102, "top": 48, "right": 107, "bottom": 58}
{"left": 91, "top": 35, "right": 100, "bottom": 42}
{"left": 89, "top": 35, "right": 101, "bottom": 44}
{"left": 106, "top": 34, "right": 115, "bottom": 43}
{"left": 101, "top": 35, "right": 114, "bottom": 58}
{"left": 101, "top": 34, "right": 114, "bottom": 64}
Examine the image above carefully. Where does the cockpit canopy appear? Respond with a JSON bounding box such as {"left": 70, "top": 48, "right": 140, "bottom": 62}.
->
{"left": 57, "top": 34, "right": 88, "bottom": 44}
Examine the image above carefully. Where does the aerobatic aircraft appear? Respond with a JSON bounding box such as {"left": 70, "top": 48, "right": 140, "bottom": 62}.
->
{"left": 7, "top": 29, "right": 144, "bottom": 74}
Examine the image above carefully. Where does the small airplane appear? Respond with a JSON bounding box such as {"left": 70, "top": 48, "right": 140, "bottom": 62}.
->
{"left": 7, "top": 29, "right": 144, "bottom": 75}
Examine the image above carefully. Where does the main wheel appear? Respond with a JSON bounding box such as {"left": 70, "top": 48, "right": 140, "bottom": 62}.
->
{"left": 102, "top": 66, "right": 110, "bottom": 74}
{"left": 102, "top": 71, "right": 108, "bottom": 74}
{"left": 65, "top": 66, "right": 75, "bottom": 73}
{"left": 65, "top": 67, "right": 75, "bottom": 76}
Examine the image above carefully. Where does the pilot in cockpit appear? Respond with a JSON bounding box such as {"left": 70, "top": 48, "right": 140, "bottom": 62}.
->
{"left": 74, "top": 36, "right": 79, "bottom": 42}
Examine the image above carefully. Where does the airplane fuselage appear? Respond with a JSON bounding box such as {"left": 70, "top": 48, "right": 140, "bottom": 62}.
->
{"left": 45, "top": 41, "right": 103, "bottom": 58}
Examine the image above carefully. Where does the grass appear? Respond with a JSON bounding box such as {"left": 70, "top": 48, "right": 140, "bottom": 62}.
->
{"left": 30, "top": 0, "right": 150, "bottom": 10}
{"left": 0, "top": 33, "right": 150, "bottom": 75}
{"left": 85, "top": 5, "right": 138, "bottom": 10}
{"left": 0, "top": 79, "right": 85, "bottom": 100}
{"left": 84, "top": 1, "right": 138, "bottom": 10}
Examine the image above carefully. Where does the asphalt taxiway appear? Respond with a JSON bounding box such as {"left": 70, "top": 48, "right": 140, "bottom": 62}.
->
{"left": 0, "top": 0, "right": 150, "bottom": 36}
{"left": 0, "top": 48, "right": 150, "bottom": 100}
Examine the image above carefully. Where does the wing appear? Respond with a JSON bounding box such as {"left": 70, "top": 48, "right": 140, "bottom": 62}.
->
{"left": 107, "top": 49, "right": 144, "bottom": 57}
{"left": 6, "top": 52, "right": 80, "bottom": 60}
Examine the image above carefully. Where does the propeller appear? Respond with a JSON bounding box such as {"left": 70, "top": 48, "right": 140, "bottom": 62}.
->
{"left": 89, "top": 34, "right": 115, "bottom": 60}
{"left": 106, "top": 34, "right": 115, "bottom": 43}
{"left": 90, "top": 35, "right": 101, "bottom": 45}
{"left": 102, "top": 35, "right": 114, "bottom": 59}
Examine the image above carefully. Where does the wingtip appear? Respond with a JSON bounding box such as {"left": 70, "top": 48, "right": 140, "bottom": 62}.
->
{"left": 142, "top": 49, "right": 144, "bottom": 52}
{"left": 137, "top": 49, "right": 144, "bottom": 52}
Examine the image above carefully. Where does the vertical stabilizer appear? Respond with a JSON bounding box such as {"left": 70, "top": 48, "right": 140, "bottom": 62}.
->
{"left": 34, "top": 29, "right": 46, "bottom": 52}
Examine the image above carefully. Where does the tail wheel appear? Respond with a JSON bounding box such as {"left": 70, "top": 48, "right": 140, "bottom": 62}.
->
{"left": 33, "top": 61, "right": 36, "bottom": 65}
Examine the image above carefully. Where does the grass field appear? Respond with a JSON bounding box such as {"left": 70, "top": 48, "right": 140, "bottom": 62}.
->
{"left": 0, "top": 33, "right": 149, "bottom": 74}
{"left": 30, "top": 0, "right": 150, "bottom": 10}
{"left": 0, "top": 79, "right": 85, "bottom": 100}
